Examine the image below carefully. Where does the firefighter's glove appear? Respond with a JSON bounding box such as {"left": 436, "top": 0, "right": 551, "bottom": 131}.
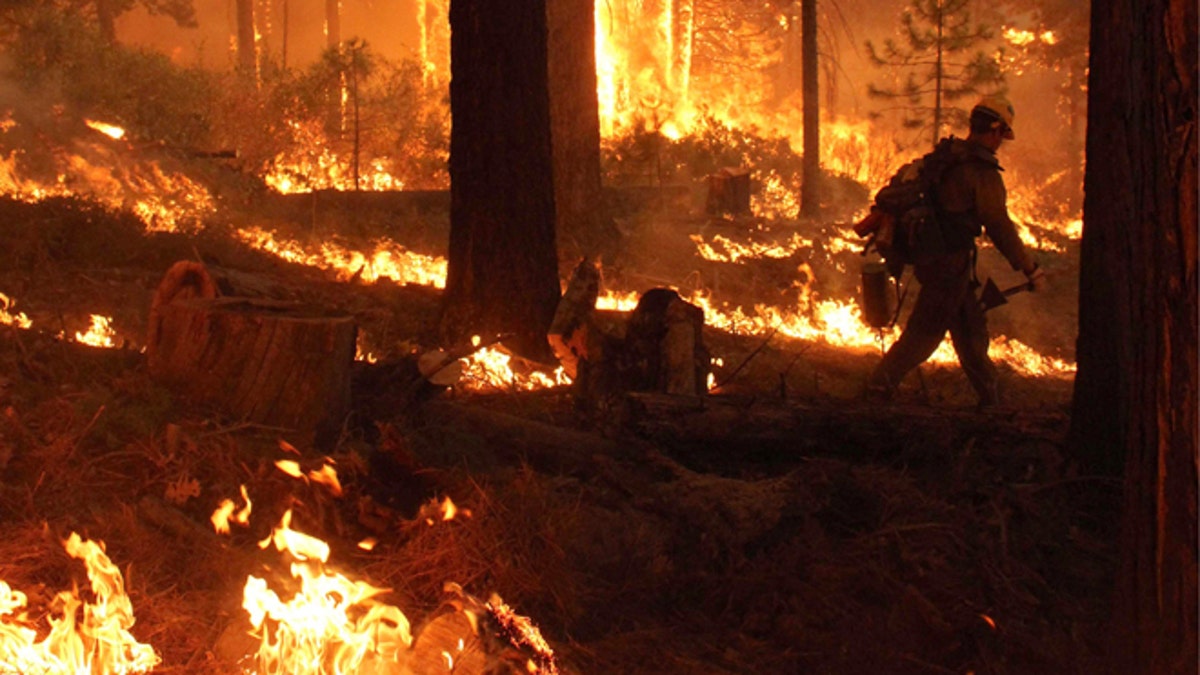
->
{"left": 1024, "top": 263, "right": 1047, "bottom": 292}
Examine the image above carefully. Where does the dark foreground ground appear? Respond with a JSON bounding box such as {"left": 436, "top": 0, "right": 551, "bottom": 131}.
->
{"left": 0, "top": 193, "right": 1116, "bottom": 674}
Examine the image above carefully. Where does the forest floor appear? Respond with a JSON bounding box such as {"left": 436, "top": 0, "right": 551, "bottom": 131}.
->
{"left": 0, "top": 181, "right": 1118, "bottom": 674}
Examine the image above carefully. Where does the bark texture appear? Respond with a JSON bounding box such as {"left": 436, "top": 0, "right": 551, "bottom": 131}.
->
{"left": 145, "top": 262, "right": 356, "bottom": 447}
{"left": 800, "top": 0, "right": 820, "bottom": 217}
{"left": 442, "top": 0, "right": 561, "bottom": 360}
{"left": 325, "top": 0, "right": 341, "bottom": 49}
{"left": 236, "top": 0, "right": 257, "bottom": 77}
{"left": 1070, "top": 0, "right": 1197, "bottom": 672}
{"left": 547, "top": 0, "right": 614, "bottom": 264}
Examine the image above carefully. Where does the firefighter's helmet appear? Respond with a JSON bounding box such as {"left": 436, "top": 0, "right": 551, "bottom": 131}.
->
{"left": 972, "top": 95, "right": 1016, "bottom": 140}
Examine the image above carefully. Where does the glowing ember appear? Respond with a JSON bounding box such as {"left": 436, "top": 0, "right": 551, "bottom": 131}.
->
{"left": 485, "top": 596, "right": 560, "bottom": 675}
{"left": 596, "top": 289, "right": 641, "bottom": 312}
{"left": 275, "top": 459, "right": 344, "bottom": 497}
{"left": 85, "top": 120, "right": 126, "bottom": 140}
{"left": 0, "top": 534, "right": 160, "bottom": 675}
{"left": 275, "top": 459, "right": 304, "bottom": 480}
{"left": 73, "top": 314, "right": 116, "bottom": 348}
{"left": 308, "top": 462, "right": 343, "bottom": 497}
{"left": 420, "top": 496, "right": 464, "bottom": 526}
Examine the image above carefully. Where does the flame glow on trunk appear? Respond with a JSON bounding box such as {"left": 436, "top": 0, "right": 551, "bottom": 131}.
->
{"left": 0, "top": 534, "right": 160, "bottom": 674}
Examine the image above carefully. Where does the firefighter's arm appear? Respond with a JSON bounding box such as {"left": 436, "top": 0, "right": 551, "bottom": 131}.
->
{"left": 976, "top": 170, "right": 1034, "bottom": 272}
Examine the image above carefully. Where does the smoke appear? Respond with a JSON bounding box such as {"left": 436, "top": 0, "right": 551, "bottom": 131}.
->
{"left": 116, "top": 0, "right": 423, "bottom": 70}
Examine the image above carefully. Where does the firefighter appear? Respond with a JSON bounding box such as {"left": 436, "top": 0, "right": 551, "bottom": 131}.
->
{"left": 865, "top": 95, "right": 1047, "bottom": 408}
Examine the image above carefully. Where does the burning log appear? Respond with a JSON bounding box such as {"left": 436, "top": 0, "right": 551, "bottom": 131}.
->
{"left": 145, "top": 261, "right": 356, "bottom": 446}
{"left": 621, "top": 392, "right": 1070, "bottom": 463}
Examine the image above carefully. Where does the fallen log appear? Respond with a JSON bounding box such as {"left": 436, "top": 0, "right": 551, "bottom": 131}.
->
{"left": 420, "top": 399, "right": 649, "bottom": 475}
{"left": 621, "top": 392, "right": 1070, "bottom": 463}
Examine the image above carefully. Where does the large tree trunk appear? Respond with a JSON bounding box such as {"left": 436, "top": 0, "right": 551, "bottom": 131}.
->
{"left": 1070, "top": 0, "right": 1197, "bottom": 672}
{"left": 546, "top": 0, "right": 615, "bottom": 265}
{"left": 799, "top": 0, "right": 820, "bottom": 218}
{"left": 95, "top": 0, "right": 117, "bottom": 45}
{"left": 325, "top": 0, "right": 340, "bottom": 49}
{"left": 236, "top": 0, "right": 257, "bottom": 79}
{"left": 441, "top": 0, "right": 561, "bottom": 360}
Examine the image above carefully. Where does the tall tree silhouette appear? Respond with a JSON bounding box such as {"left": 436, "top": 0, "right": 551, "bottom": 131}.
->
{"left": 1069, "top": 0, "right": 1196, "bottom": 670}
{"left": 866, "top": 0, "right": 1004, "bottom": 149}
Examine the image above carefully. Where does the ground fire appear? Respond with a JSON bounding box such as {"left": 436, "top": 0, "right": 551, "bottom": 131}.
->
{"left": 0, "top": 1, "right": 1192, "bottom": 674}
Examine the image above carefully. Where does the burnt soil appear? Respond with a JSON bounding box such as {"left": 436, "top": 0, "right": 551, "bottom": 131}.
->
{"left": 0, "top": 187, "right": 1117, "bottom": 675}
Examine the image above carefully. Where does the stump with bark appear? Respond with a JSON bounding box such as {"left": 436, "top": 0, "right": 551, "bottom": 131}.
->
{"left": 145, "top": 261, "right": 357, "bottom": 446}
{"left": 554, "top": 284, "right": 710, "bottom": 421}
{"left": 706, "top": 167, "right": 752, "bottom": 215}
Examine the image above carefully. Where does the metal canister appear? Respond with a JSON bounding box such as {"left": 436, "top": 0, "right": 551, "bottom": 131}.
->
{"left": 860, "top": 261, "right": 894, "bottom": 329}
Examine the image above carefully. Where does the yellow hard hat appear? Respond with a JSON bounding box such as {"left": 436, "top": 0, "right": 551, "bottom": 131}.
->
{"left": 973, "top": 95, "right": 1016, "bottom": 140}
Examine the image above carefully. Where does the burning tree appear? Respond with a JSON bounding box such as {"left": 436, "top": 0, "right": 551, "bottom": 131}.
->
{"left": 866, "top": 0, "right": 1006, "bottom": 149}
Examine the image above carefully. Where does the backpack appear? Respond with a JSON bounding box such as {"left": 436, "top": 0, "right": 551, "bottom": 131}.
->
{"left": 855, "top": 138, "right": 964, "bottom": 276}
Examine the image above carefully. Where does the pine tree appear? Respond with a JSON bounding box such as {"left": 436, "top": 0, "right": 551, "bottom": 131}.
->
{"left": 865, "top": 0, "right": 1005, "bottom": 149}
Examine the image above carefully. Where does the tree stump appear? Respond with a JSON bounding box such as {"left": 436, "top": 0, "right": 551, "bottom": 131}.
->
{"left": 567, "top": 288, "right": 710, "bottom": 422}
{"left": 546, "top": 259, "right": 601, "bottom": 380}
{"left": 623, "top": 288, "right": 710, "bottom": 396}
{"left": 705, "top": 167, "right": 752, "bottom": 215}
{"left": 145, "top": 261, "right": 356, "bottom": 445}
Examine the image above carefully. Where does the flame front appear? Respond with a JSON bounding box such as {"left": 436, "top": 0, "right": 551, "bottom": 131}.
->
{"left": 0, "top": 534, "right": 160, "bottom": 675}
{"left": 236, "top": 227, "right": 447, "bottom": 288}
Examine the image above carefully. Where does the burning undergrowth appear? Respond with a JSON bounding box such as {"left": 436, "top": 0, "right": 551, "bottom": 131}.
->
{"left": 0, "top": 317, "right": 1117, "bottom": 673}
{"left": 0, "top": 93, "right": 1096, "bottom": 675}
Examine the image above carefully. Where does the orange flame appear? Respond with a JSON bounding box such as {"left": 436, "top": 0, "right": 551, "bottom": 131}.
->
{"left": 73, "top": 314, "right": 116, "bottom": 348}
{"left": 0, "top": 534, "right": 160, "bottom": 674}
{"left": 211, "top": 484, "right": 254, "bottom": 535}
{"left": 243, "top": 510, "right": 413, "bottom": 674}
{"left": 0, "top": 293, "right": 31, "bottom": 329}
{"left": 236, "top": 226, "right": 447, "bottom": 288}
{"left": 460, "top": 344, "right": 570, "bottom": 392}
{"left": 85, "top": 120, "right": 126, "bottom": 140}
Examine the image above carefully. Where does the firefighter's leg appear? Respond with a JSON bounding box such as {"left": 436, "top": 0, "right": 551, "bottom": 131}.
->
{"left": 949, "top": 287, "right": 999, "bottom": 406}
{"left": 868, "top": 275, "right": 956, "bottom": 394}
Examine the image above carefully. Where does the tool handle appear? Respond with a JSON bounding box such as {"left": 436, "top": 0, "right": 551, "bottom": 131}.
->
{"left": 1002, "top": 281, "right": 1034, "bottom": 297}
